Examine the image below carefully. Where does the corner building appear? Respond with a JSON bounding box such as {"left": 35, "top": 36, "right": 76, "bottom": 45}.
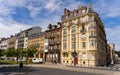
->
{"left": 61, "top": 3, "right": 108, "bottom": 66}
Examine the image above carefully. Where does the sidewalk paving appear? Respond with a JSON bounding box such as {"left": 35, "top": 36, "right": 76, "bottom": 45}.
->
{"left": 27, "top": 64, "right": 120, "bottom": 75}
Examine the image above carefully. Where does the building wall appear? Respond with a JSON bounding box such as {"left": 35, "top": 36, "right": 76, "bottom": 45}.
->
{"left": 15, "top": 27, "right": 41, "bottom": 49}
{"left": 0, "top": 39, "right": 8, "bottom": 50}
{"left": 45, "top": 22, "right": 61, "bottom": 63}
{"left": 7, "top": 35, "right": 16, "bottom": 49}
{"left": 61, "top": 4, "right": 107, "bottom": 66}
{"left": 27, "top": 32, "right": 44, "bottom": 58}
{"left": 108, "top": 43, "right": 115, "bottom": 64}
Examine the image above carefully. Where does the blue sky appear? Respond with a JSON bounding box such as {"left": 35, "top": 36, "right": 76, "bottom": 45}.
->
{"left": 0, "top": 0, "right": 120, "bottom": 50}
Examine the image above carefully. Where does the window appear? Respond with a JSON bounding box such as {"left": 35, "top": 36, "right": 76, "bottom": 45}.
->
{"left": 72, "top": 42, "right": 76, "bottom": 49}
{"left": 63, "top": 36, "right": 67, "bottom": 41}
{"left": 57, "top": 31, "right": 60, "bottom": 36}
{"left": 89, "top": 24, "right": 95, "bottom": 29}
{"left": 51, "top": 32, "right": 54, "bottom": 36}
{"left": 66, "top": 16, "right": 68, "bottom": 19}
{"left": 82, "top": 10, "right": 85, "bottom": 14}
{"left": 91, "top": 31, "right": 94, "bottom": 36}
{"left": 74, "top": 13, "right": 76, "bottom": 16}
{"left": 70, "top": 13, "right": 73, "bottom": 18}
{"left": 65, "top": 22, "right": 69, "bottom": 26}
{"left": 63, "top": 29, "right": 67, "bottom": 34}
{"left": 71, "top": 26, "right": 76, "bottom": 33}
{"left": 90, "top": 40, "right": 95, "bottom": 47}
{"left": 90, "top": 31, "right": 96, "bottom": 37}
{"left": 45, "top": 39, "right": 48, "bottom": 43}
{"left": 63, "top": 53, "right": 68, "bottom": 57}
{"left": 63, "top": 43, "right": 67, "bottom": 49}
{"left": 81, "top": 23, "right": 86, "bottom": 33}
{"left": 78, "top": 10, "right": 80, "bottom": 14}
{"left": 82, "top": 42, "right": 86, "bottom": 48}
{"left": 88, "top": 15, "right": 92, "bottom": 21}
{"left": 81, "top": 16, "right": 86, "bottom": 23}
{"left": 72, "top": 19, "right": 77, "bottom": 24}
{"left": 71, "top": 34, "right": 76, "bottom": 41}
{"left": 45, "top": 45, "right": 48, "bottom": 50}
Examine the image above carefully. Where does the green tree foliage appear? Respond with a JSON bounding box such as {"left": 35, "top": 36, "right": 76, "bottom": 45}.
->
{"left": 115, "top": 50, "right": 120, "bottom": 57}
{"left": 0, "top": 49, "right": 7, "bottom": 57}
{"left": 6, "top": 49, "right": 16, "bottom": 57}
{"left": 0, "top": 47, "right": 37, "bottom": 60}
{"left": 26, "top": 47, "right": 37, "bottom": 57}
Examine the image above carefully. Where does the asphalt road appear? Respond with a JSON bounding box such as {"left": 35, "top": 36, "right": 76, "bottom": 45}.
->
{"left": 0, "top": 66, "right": 103, "bottom": 75}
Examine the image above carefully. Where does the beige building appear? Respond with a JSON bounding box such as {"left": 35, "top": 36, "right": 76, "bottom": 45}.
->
{"left": 27, "top": 33, "right": 44, "bottom": 59}
{"left": 61, "top": 3, "right": 108, "bottom": 66}
{"left": 108, "top": 43, "right": 115, "bottom": 64}
{"left": 7, "top": 35, "right": 16, "bottom": 49}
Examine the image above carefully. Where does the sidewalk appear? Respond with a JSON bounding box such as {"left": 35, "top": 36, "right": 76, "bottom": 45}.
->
{"left": 27, "top": 64, "right": 120, "bottom": 75}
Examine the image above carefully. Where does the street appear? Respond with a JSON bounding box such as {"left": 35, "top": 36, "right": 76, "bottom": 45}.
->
{"left": 0, "top": 63, "right": 120, "bottom": 75}
{"left": 0, "top": 66, "right": 102, "bottom": 75}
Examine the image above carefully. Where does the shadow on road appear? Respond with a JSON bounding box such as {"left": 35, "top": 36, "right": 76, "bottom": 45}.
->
{"left": 0, "top": 66, "right": 37, "bottom": 73}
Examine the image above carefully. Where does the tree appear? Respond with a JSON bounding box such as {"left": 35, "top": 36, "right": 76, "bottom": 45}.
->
{"left": 26, "top": 47, "right": 37, "bottom": 58}
{"left": 115, "top": 51, "right": 120, "bottom": 57}
{"left": 6, "top": 49, "right": 16, "bottom": 57}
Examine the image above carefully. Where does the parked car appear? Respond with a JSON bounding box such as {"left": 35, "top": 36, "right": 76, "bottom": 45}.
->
{"left": 32, "top": 58, "right": 43, "bottom": 63}
{"left": 18, "top": 57, "right": 26, "bottom": 62}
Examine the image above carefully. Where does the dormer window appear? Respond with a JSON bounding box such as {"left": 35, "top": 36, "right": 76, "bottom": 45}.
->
{"left": 74, "top": 13, "right": 76, "bottom": 16}
{"left": 66, "top": 22, "right": 69, "bottom": 26}
{"left": 47, "top": 27, "right": 49, "bottom": 30}
{"left": 72, "top": 19, "right": 77, "bottom": 24}
{"left": 57, "top": 24, "right": 60, "bottom": 28}
{"left": 78, "top": 10, "right": 81, "bottom": 14}
{"left": 82, "top": 10, "right": 85, "bottom": 14}
{"left": 66, "top": 16, "right": 68, "bottom": 19}
{"left": 88, "top": 15, "right": 92, "bottom": 21}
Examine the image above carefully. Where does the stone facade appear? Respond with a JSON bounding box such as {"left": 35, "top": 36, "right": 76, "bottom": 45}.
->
{"left": 45, "top": 22, "right": 62, "bottom": 63}
{"left": 27, "top": 32, "right": 44, "bottom": 59}
{"left": 61, "top": 3, "right": 107, "bottom": 66}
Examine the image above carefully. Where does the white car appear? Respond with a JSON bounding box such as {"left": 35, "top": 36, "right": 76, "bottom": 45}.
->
{"left": 32, "top": 58, "right": 43, "bottom": 63}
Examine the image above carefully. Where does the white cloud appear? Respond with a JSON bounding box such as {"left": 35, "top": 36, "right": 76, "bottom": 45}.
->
{"left": 1, "top": 0, "right": 26, "bottom": 7}
{"left": 0, "top": 0, "right": 119, "bottom": 51}
{"left": 105, "top": 26, "right": 120, "bottom": 50}
{"left": 44, "top": 0, "right": 62, "bottom": 13}
{"left": 26, "top": 5, "right": 42, "bottom": 17}
{"left": 94, "top": 0, "right": 120, "bottom": 17}
{"left": 0, "top": 23, "right": 31, "bottom": 37}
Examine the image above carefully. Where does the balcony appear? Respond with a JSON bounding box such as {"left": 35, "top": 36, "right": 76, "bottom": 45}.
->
{"left": 89, "top": 35, "right": 96, "bottom": 38}
{"left": 80, "top": 29, "right": 86, "bottom": 34}
{"left": 50, "top": 35, "right": 55, "bottom": 38}
{"left": 49, "top": 42, "right": 55, "bottom": 45}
